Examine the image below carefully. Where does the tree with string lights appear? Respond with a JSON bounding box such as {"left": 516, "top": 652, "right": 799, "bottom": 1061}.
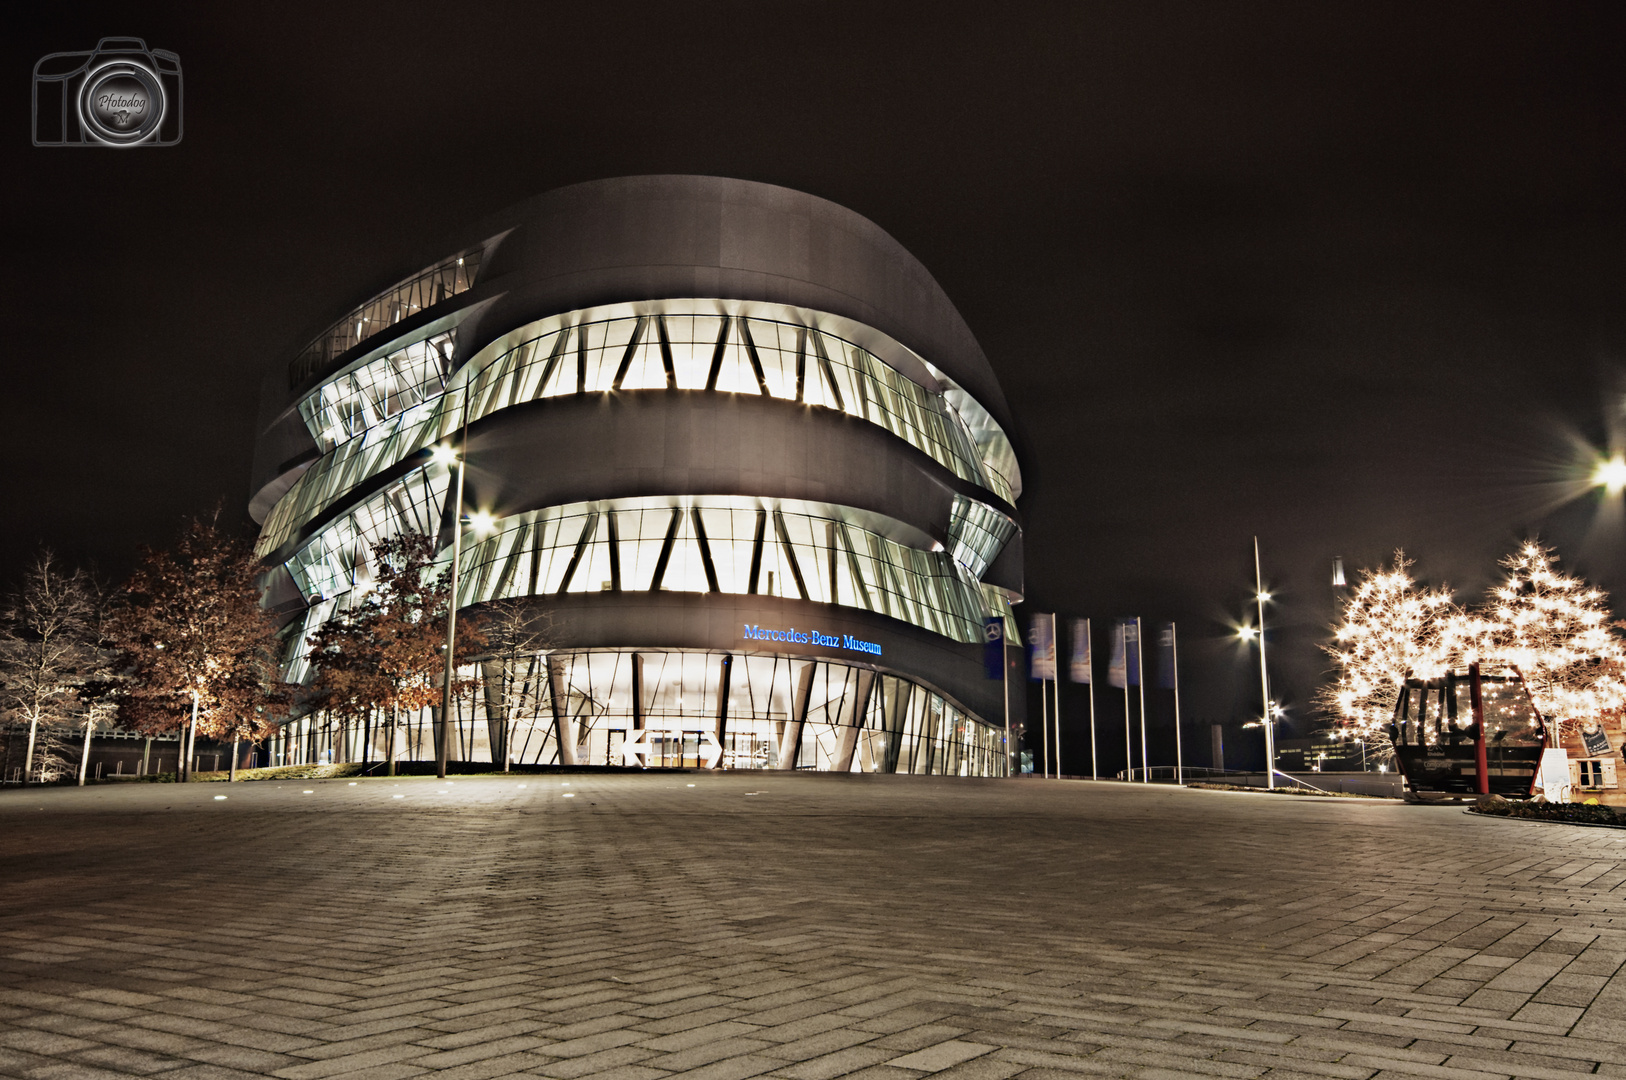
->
{"left": 1462, "top": 541, "right": 1626, "bottom": 739}
{"left": 1319, "top": 551, "right": 1460, "bottom": 747}
{"left": 1322, "top": 542, "right": 1626, "bottom": 751}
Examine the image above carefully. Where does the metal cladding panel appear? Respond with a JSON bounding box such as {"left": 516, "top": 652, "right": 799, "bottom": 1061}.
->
{"left": 459, "top": 391, "right": 1017, "bottom": 550}
{"left": 469, "top": 590, "right": 1022, "bottom": 728}
{"left": 983, "top": 528, "right": 1024, "bottom": 596}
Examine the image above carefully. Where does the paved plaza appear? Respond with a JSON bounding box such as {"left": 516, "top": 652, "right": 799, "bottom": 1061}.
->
{"left": 4, "top": 775, "right": 1626, "bottom": 1080}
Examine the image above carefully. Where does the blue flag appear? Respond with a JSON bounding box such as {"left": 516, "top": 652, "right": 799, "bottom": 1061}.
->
{"left": 984, "top": 617, "right": 1005, "bottom": 680}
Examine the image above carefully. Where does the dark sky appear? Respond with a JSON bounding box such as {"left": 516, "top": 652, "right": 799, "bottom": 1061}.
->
{"left": 6, "top": 2, "right": 1626, "bottom": 770}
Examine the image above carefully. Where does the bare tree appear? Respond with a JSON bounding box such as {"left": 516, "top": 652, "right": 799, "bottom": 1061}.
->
{"left": 0, "top": 552, "right": 104, "bottom": 783}
{"left": 479, "top": 600, "right": 555, "bottom": 770}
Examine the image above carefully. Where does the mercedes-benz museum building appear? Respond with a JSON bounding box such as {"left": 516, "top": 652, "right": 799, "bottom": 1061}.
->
{"left": 250, "top": 176, "right": 1024, "bottom": 774}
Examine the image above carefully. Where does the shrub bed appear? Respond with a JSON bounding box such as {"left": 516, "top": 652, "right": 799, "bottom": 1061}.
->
{"left": 1469, "top": 800, "right": 1624, "bottom": 826}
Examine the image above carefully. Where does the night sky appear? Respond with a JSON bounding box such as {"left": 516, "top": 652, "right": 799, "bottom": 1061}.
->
{"left": 7, "top": 2, "right": 1626, "bottom": 771}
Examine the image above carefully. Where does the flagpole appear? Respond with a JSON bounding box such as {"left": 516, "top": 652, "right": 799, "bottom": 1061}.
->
{"left": 1002, "top": 624, "right": 1011, "bottom": 777}
{"left": 1052, "top": 612, "right": 1061, "bottom": 779}
{"left": 1136, "top": 616, "right": 1148, "bottom": 784}
{"left": 1041, "top": 677, "right": 1049, "bottom": 779}
{"left": 1120, "top": 622, "right": 1131, "bottom": 781}
{"left": 1086, "top": 619, "right": 1097, "bottom": 781}
{"left": 1171, "top": 622, "right": 1184, "bottom": 786}
{"left": 1255, "top": 537, "right": 1275, "bottom": 791}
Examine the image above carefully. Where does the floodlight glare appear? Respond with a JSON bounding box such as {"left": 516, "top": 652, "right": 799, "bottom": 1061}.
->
{"left": 1593, "top": 455, "right": 1626, "bottom": 495}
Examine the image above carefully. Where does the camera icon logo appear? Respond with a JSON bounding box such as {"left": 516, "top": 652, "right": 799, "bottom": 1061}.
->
{"left": 33, "top": 38, "right": 182, "bottom": 147}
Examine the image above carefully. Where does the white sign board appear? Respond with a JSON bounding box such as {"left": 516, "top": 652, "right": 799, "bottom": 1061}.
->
{"left": 1536, "top": 748, "right": 1571, "bottom": 803}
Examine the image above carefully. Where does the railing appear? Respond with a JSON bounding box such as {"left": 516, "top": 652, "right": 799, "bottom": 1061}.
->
{"left": 1106, "top": 766, "right": 1405, "bottom": 797}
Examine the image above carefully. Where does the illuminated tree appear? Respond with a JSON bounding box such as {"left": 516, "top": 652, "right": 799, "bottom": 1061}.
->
{"left": 109, "top": 514, "right": 289, "bottom": 780}
{"left": 0, "top": 553, "right": 106, "bottom": 783}
{"left": 1321, "top": 542, "right": 1626, "bottom": 751}
{"left": 1464, "top": 541, "right": 1626, "bottom": 738}
{"left": 1320, "top": 552, "right": 1460, "bottom": 742}
{"left": 307, "top": 531, "right": 484, "bottom": 775}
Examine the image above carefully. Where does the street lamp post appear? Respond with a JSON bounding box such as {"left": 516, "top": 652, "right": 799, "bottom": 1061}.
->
{"left": 435, "top": 425, "right": 468, "bottom": 781}
{"left": 1253, "top": 537, "right": 1276, "bottom": 790}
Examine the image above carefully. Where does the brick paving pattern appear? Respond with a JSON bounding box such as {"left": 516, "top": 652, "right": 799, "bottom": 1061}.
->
{"left": 4, "top": 774, "right": 1626, "bottom": 1079}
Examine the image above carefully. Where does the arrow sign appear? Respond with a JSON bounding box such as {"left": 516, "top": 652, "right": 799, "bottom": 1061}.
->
{"left": 619, "top": 726, "right": 723, "bottom": 768}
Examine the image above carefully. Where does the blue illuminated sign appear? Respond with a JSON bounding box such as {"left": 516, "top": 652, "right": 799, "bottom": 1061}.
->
{"left": 742, "top": 624, "right": 881, "bottom": 656}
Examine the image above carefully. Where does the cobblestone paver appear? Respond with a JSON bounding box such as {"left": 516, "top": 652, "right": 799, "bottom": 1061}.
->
{"left": 5, "top": 774, "right": 1626, "bottom": 1079}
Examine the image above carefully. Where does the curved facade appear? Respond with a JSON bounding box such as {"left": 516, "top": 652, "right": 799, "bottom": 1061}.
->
{"left": 251, "top": 176, "right": 1024, "bottom": 774}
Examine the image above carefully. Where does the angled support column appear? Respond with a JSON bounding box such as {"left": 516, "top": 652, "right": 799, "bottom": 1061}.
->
{"left": 832, "top": 669, "right": 876, "bottom": 773}
{"left": 547, "top": 654, "right": 576, "bottom": 766}
{"left": 884, "top": 679, "right": 910, "bottom": 774}
{"left": 777, "top": 663, "right": 816, "bottom": 770}
{"left": 714, "top": 655, "right": 732, "bottom": 769}
{"left": 631, "top": 653, "right": 645, "bottom": 731}
{"left": 482, "top": 659, "right": 508, "bottom": 767}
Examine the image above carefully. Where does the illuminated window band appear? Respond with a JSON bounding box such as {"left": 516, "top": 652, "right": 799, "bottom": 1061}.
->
{"left": 458, "top": 311, "right": 998, "bottom": 496}
{"left": 452, "top": 496, "right": 989, "bottom": 644}
{"left": 258, "top": 303, "right": 1019, "bottom": 561}
{"left": 287, "top": 247, "right": 482, "bottom": 392}
{"left": 284, "top": 464, "right": 449, "bottom": 603}
{"left": 273, "top": 650, "right": 1007, "bottom": 776}
{"left": 278, "top": 490, "right": 1020, "bottom": 684}
{"left": 297, "top": 331, "right": 456, "bottom": 453}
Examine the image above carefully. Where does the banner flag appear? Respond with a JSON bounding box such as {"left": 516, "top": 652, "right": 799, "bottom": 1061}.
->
{"left": 984, "top": 617, "right": 1005, "bottom": 680}
{"left": 1158, "top": 622, "right": 1177, "bottom": 689}
{"left": 1069, "top": 617, "right": 1092, "bottom": 683}
{"left": 1112, "top": 618, "right": 1142, "bottom": 687}
{"left": 1028, "top": 614, "right": 1056, "bottom": 680}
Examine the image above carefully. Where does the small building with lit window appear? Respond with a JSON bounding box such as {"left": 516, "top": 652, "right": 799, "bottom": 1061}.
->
{"left": 250, "top": 175, "right": 1025, "bottom": 773}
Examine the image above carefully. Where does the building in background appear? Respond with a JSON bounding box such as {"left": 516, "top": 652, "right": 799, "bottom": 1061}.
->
{"left": 249, "top": 176, "right": 1024, "bottom": 773}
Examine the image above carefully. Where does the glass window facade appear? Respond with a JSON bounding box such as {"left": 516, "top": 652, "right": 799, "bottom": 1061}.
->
{"left": 460, "top": 311, "right": 992, "bottom": 491}
{"left": 948, "top": 494, "right": 1017, "bottom": 579}
{"left": 287, "top": 247, "right": 482, "bottom": 392}
{"left": 284, "top": 465, "right": 449, "bottom": 603}
{"left": 260, "top": 303, "right": 1018, "bottom": 563}
{"left": 454, "top": 496, "right": 988, "bottom": 644}
{"left": 297, "top": 332, "right": 456, "bottom": 452}
{"left": 271, "top": 650, "right": 1006, "bottom": 777}
{"left": 256, "top": 391, "right": 459, "bottom": 559}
